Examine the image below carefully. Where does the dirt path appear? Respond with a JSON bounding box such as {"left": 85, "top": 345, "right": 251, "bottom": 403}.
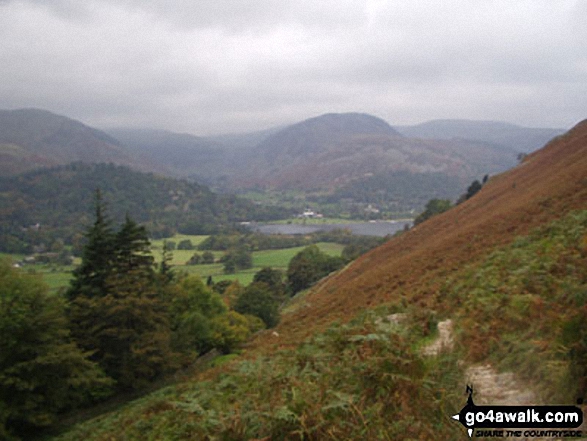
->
{"left": 422, "top": 318, "right": 453, "bottom": 356}
{"left": 423, "top": 319, "right": 536, "bottom": 405}
{"left": 422, "top": 319, "right": 580, "bottom": 440}
{"left": 466, "top": 364, "right": 537, "bottom": 406}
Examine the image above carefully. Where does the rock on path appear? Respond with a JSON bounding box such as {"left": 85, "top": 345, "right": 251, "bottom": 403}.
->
{"left": 421, "top": 319, "right": 453, "bottom": 356}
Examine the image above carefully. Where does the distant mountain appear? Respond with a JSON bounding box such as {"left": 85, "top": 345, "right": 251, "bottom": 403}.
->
{"left": 107, "top": 128, "right": 233, "bottom": 182}
{"left": 256, "top": 112, "right": 402, "bottom": 163}
{"left": 395, "top": 119, "right": 564, "bottom": 153}
{"left": 1, "top": 108, "right": 562, "bottom": 213}
{"left": 208, "top": 126, "right": 284, "bottom": 150}
{"left": 0, "top": 108, "right": 138, "bottom": 176}
{"left": 236, "top": 113, "right": 519, "bottom": 193}
{"left": 0, "top": 162, "right": 288, "bottom": 253}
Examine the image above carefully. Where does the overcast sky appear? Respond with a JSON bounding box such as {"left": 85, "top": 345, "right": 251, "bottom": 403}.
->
{"left": 0, "top": 0, "right": 585, "bottom": 135}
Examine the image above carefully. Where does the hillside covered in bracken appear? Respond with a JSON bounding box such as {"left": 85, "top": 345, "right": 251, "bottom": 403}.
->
{"left": 260, "top": 119, "right": 587, "bottom": 348}
{"left": 51, "top": 121, "right": 587, "bottom": 440}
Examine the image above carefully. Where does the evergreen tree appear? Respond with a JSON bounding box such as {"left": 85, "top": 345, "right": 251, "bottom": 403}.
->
{"left": 68, "top": 194, "right": 173, "bottom": 390}
{"left": 112, "top": 214, "right": 154, "bottom": 276}
{"left": 91, "top": 269, "right": 172, "bottom": 390}
{"left": 67, "top": 189, "right": 115, "bottom": 300}
{"left": 465, "top": 179, "right": 483, "bottom": 200}
{"left": 159, "top": 240, "right": 174, "bottom": 283}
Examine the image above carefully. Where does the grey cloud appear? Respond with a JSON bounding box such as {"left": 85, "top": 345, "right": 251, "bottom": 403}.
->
{"left": 0, "top": 0, "right": 585, "bottom": 134}
{"left": 103, "top": 0, "right": 366, "bottom": 33}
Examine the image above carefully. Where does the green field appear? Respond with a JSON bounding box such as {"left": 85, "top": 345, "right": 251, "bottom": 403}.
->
{"left": 3, "top": 263, "right": 75, "bottom": 294}
{"left": 168, "top": 238, "right": 344, "bottom": 286}
{"left": 3, "top": 235, "right": 345, "bottom": 291}
{"left": 39, "top": 267, "right": 75, "bottom": 293}
{"left": 150, "top": 235, "right": 219, "bottom": 266}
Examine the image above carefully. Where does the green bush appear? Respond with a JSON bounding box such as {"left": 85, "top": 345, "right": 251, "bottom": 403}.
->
{"left": 234, "top": 282, "right": 280, "bottom": 328}
{"left": 287, "top": 245, "right": 345, "bottom": 294}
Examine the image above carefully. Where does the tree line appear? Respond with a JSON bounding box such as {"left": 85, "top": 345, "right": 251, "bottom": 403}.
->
{"left": 0, "top": 162, "right": 289, "bottom": 253}
{"left": 0, "top": 191, "right": 274, "bottom": 440}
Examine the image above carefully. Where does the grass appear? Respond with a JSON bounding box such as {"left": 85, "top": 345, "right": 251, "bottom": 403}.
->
{"left": 175, "top": 242, "right": 345, "bottom": 286}
{"left": 446, "top": 210, "right": 587, "bottom": 401}
{"left": 150, "top": 235, "right": 212, "bottom": 265}
{"left": 5, "top": 235, "right": 345, "bottom": 291}
{"left": 177, "top": 263, "right": 257, "bottom": 285}
{"left": 38, "top": 269, "right": 73, "bottom": 294}
{"left": 151, "top": 235, "right": 210, "bottom": 250}
{"left": 2, "top": 260, "right": 74, "bottom": 294}
{"left": 0, "top": 252, "right": 26, "bottom": 261}
{"left": 253, "top": 242, "right": 343, "bottom": 269}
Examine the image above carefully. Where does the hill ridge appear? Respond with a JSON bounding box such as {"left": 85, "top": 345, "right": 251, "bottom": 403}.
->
{"left": 0, "top": 108, "right": 137, "bottom": 176}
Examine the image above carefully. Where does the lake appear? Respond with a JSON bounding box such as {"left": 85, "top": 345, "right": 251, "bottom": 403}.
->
{"left": 250, "top": 220, "right": 412, "bottom": 237}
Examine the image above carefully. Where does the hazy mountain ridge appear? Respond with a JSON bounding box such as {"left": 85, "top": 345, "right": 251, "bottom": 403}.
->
{"left": 0, "top": 108, "right": 139, "bottom": 175}
{"left": 255, "top": 112, "right": 402, "bottom": 162}
{"left": 396, "top": 119, "right": 564, "bottom": 152}
{"left": 1, "top": 108, "right": 564, "bottom": 207}
{"left": 236, "top": 114, "right": 522, "bottom": 191}
{"left": 106, "top": 128, "right": 233, "bottom": 181}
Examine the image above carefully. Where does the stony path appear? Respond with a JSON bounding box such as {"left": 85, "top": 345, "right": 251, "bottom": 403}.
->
{"left": 422, "top": 319, "right": 536, "bottom": 405}
{"left": 422, "top": 319, "right": 579, "bottom": 440}
{"left": 421, "top": 318, "right": 453, "bottom": 356}
{"left": 466, "top": 364, "right": 536, "bottom": 406}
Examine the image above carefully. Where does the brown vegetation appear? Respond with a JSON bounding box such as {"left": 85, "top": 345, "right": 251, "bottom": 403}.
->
{"left": 249, "top": 119, "right": 587, "bottom": 353}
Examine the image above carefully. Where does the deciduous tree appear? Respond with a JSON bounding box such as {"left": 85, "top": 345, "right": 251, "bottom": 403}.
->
{"left": 234, "top": 282, "right": 280, "bottom": 328}
{"left": 0, "top": 261, "right": 112, "bottom": 439}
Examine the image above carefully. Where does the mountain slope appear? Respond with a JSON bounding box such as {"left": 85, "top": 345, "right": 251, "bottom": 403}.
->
{"left": 396, "top": 119, "right": 564, "bottom": 153}
{"left": 107, "top": 128, "right": 233, "bottom": 182}
{"left": 238, "top": 113, "right": 520, "bottom": 191}
{"left": 253, "top": 118, "right": 587, "bottom": 349}
{"left": 0, "top": 109, "right": 138, "bottom": 175}
{"left": 0, "top": 163, "right": 287, "bottom": 252}
{"left": 256, "top": 112, "right": 402, "bottom": 162}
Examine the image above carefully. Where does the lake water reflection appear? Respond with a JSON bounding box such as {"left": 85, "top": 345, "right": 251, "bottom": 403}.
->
{"left": 250, "top": 220, "right": 412, "bottom": 237}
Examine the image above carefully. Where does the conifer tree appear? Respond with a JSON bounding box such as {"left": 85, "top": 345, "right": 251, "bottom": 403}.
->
{"left": 112, "top": 214, "right": 154, "bottom": 277}
{"left": 67, "top": 189, "right": 115, "bottom": 300}
{"left": 68, "top": 193, "right": 173, "bottom": 390}
{"left": 91, "top": 268, "right": 172, "bottom": 390}
{"left": 159, "top": 240, "right": 174, "bottom": 283}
